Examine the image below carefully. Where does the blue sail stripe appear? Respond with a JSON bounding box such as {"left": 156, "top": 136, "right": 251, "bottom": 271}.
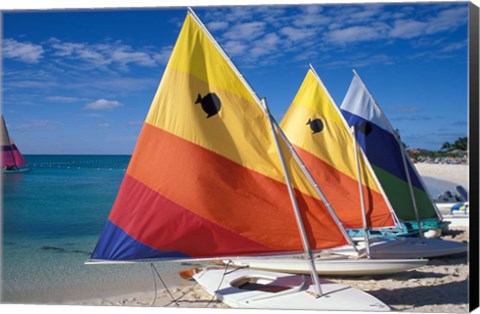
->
{"left": 341, "top": 110, "right": 425, "bottom": 191}
{"left": 91, "top": 220, "right": 190, "bottom": 261}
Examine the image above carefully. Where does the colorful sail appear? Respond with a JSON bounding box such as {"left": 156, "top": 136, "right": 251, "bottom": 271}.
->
{"left": 91, "top": 12, "right": 348, "bottom": 262}
{"left": 1, "top": 115, "right": 27, "bottom": 168}
{"left": 340, "top": 71, "right": 438, "bottom": 221}
{"left": 280, "top": 67, "right": 397, "bottom": 230}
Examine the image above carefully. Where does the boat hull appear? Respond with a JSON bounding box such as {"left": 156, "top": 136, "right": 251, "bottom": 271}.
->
{"left": 327, "top": 237, "right": 467, "bottom": 259}
{"left": 193, "top": 268, "right": 390, "bottom": 311}
{"left": 1, "top": 167, "right": 30, "bottom": 174}
{"left": 225, "top": 255, "right": 428, "bottom": 276}
{"left": 442, "top": 214, "right": 469, "bottom": 227}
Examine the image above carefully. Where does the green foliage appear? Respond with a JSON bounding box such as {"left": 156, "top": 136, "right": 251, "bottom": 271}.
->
{"left": 408, "top": 137, "right": 468, "bottom": 161}
{"left": 440, "top": 137, "right": 467, "bottom": 152}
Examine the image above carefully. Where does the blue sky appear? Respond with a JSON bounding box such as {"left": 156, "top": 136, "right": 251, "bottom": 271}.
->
{"left": 2, "top": 2, "right": 469, "bottom": 154}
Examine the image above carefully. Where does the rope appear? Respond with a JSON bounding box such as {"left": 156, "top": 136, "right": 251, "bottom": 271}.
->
{"left": 150, "top": 262, "right": 249, "bottom": 308}
{"left": 150, "top": 263, "right": 180, "bottom": 307}
{"left": 163, "top": 281, "right": 199, "bottom": 307}
{"left": 205, "top": 261, "right": 249, "bottom": 307}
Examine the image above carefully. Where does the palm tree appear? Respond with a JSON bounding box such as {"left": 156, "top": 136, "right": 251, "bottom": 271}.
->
{"left": 441, "top": 141, "right": 452, "bottom": 151}
{"left": 440, "top": 137, "right": 467, "bottom": 152}
{"left": 453, "top": 137, "right": 467, "bottom": 151}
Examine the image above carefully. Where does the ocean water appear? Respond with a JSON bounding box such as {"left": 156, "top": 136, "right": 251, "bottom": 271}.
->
{"left": 1, "top": 155, "right": 191, "bottom": 304}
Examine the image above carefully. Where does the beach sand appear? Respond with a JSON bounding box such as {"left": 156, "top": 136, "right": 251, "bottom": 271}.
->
{"left": 61, "top": 163, "right": 472, "bottom": 312}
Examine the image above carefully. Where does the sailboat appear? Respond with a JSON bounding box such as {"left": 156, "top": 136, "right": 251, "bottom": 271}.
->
{"left": 340, "top": 70, "right": 450, "bottom": 237}
{"left": 1, "top": 115, "right": 29, "bottom": 173}
{"left": 88, "top": 9, "right": 390, "bottom": 311}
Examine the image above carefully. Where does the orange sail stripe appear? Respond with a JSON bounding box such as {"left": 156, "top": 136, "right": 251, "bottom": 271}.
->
{"left": 294, "top": 145, "right": 395, "bottom": 228}
{"left": 127, "top": 123, "right": 347, "bottom": 251}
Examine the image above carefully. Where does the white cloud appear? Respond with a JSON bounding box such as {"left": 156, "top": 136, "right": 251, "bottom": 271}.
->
{"left": 262, "top": 33, "right": 281, "bottom": 47}
{"left": 223, "top": 21, "right": 266, "bottom": 41}
{"left": 207, "top": 21, "right": 228, "bottom": 31}
{"left": 390, "top": 6, "right": 467, "bottom": 40}
{"left": 3, "top": 39, "right": 44, "bottom": 63}
{"left": 224, "top": 7, "right": 257, "bottom": 22}
{"left": 152, "top": 45, "right": 173, "bottom": 65}
{"left": 48, "top": 38, "right": 171, "bottom": 70}
{"left": 425, "top": 6, "right": 468, "bottom": 35}
{"left": 348, "top": 5, "right": 385, "bottom": 22}
{"left": 85, "top": 99, "right": 123, "bottom": 110}
{"left": 280, "top": 27, "right": 316, "bottom": 42}
{"left": 223, "top": 41, "right": 248, "bottom": 57}
{"left": 390, "top": 19, "right": 428, "bottom": 39}
{"left": 325, "top": 25, "right": 385, "bottom": 44}
{"left": 440, "top": 41, "right": 467, "bottom": 53}
{"left": 46, "top": 96, "right": 79, "bottom": 103}
{"left": 110, "top": 49, "right": 156, "bottom": 67}
{"left": 293, "top": 6, "right": 331, "bottom": 27}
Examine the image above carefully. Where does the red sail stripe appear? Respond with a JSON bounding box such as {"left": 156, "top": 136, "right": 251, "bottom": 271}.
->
{"left": 109, "top": 174, "right": 275, "bottom": 257}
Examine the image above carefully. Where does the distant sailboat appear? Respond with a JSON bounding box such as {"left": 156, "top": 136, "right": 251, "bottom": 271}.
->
{"left": 1, "top": 115, "right": 29, "bottom": 173}
{"left": 88, "top": 9, "right": 391, "bottom": 311}
{"left": 340, "top": 70, "right": 448, "bottom": 236}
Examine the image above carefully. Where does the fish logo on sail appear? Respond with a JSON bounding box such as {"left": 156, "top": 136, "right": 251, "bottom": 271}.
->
{"left": 358, "top": 121, "right": 372, "bottom": 136}
{"left": 306, "top": 118, "right": 323, "bottom": 134}
{"left": 195, "top": 93, "right": 222, "bottom": 118}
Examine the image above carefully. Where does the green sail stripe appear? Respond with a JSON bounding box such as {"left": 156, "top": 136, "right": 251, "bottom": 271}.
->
{"left": 372, "top": 165, "right": 437, "bottom": 221}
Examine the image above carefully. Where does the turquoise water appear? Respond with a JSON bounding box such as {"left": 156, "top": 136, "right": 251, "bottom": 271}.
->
{"left": 1, "top": 155, "right": 190, "bottom": 304}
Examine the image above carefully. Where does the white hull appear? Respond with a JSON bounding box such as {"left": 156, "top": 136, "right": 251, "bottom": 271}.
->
{"left": 443, "top": 214, "right": 469, "bottom": 227}
{"left": 1, "top": 167, "right": 30, "bottom": 174}
{"left": 326, "top": 237, "right": 467, "bottom": 259}
{"left": 225, "top": 255, "right": 428, "bottom": 276}
{"left": 193, "top": 267, "right": 390, "bottom": 311}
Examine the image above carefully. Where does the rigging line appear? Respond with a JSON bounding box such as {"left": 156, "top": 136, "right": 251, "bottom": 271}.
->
{"left": 164, "top": 281, "right": 199, "bottom": 307}
{"left": 150, "top": 263, "right": 159, "bottom": 306}
{"left": 150, "top": 263, "right": 180, "bottom": 307}
{"left": 206, "top": 260, "right": 234, "bottom": 307}
{"left": 150, "top": 263, "right": 157, "bottom": 306}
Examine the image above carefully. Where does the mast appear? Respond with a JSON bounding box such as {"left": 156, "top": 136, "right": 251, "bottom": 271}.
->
{"left": 397, "top": 129, "right": 423, "bottom": 237}
{"left": 275, "top": 124, "right": 358, "bottom": 251}
{"left": 351, "top": 125, "right": 371, "bottom": 258}
{"left": 263, "top": 98, "right": 323, "bottom": 297}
